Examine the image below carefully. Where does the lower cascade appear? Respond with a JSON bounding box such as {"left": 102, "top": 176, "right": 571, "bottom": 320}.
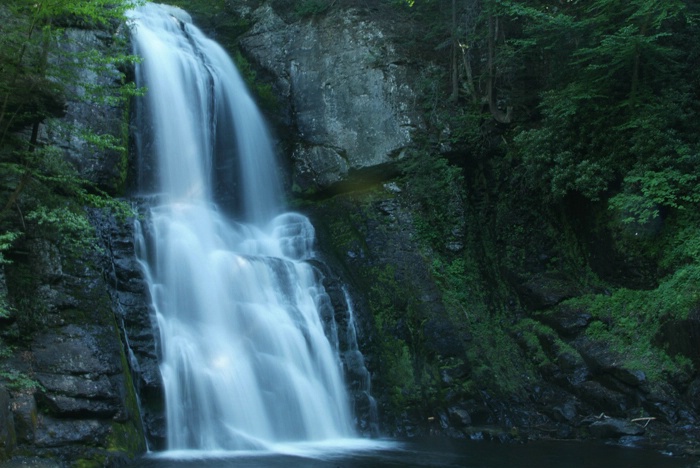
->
{"left": 128, "top": 4, "right": 356, "bottom": 451}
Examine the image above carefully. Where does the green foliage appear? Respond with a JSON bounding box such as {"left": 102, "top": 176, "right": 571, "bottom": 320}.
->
{"left": 402, "top": 150, "right": 465, "bottom": 252}
{"left": 232, "top": 51, "right": 278, "bottom": 112}
{"left": 583, "top": 314, "right": 692, "bottom": 383}
{"left": 0, "top": 0, "right": 139, "bottom": 394}
{"left": 430, "top": 255, "right": 487, "bottom": 333}
{"left": 466, "top": 313, "right": 533, "bottom": 395}
{"left": 294, "top": 0, "right": 330, "bottom": 19}
{"left": 513, "top": 320, "right": 551, "bottom": 368}
{"left": 379, "top": 335, "right": 416, "bottom": 409}
{"left": 0, "top": 339, "right": 12, "bottom": 360}
{"left": 407, "top": 157, "right": 536, "bottom": 395}
{"left": 26, "top": 205, "right": 95, "bottom": 253}
{"left": 0, "top": 369, "right": 42, "bottom": 392}
{"left": 0, "top": 296, "right": 11, "bottom": 320}
{"left": 610, "top": 166, "right": 700, "bottom": 227}
{"left": 382, "top": 0, "right": 700, "bottom": 423}
{"left": 366, "top": 264, "right": 420, "bottom": 410}
{"left": 657, "top": 211, "right": 700, "bottom": 271}
{"left": 391, "top": 0, "right": 415, "bottom": 7}
{"left": 0, "top": 0, "right": 142, "bottom": 140}
{"left": 23, "top": 0, "right": 137, "bottom": 27}
{"left": 0, "top": 232, "right": 21, "bottom": 266}
{"left": 565, "top": 264, "right": 700, "bottom": 380}
{"left": 516, "top": 318, "right": 584, "bottom": 370}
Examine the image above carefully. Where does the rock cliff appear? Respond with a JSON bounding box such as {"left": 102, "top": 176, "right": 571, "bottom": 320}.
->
{"left": 239, "top": 4, "right": 423, "bottom": 193}
{"left": 0, "top": 25, "right": 146, "bottom": 465}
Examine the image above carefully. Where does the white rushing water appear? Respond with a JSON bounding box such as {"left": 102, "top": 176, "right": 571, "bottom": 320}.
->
{"left": 128, "top": 3, "right": 355, "bottom": 451}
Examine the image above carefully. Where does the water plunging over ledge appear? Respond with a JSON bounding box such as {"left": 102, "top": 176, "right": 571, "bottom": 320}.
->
{"left": 128, "top": 3, "right": 358, "bottom": 452}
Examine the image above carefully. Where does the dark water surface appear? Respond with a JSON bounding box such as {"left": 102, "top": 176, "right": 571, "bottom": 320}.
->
{"left": 128, "top": 438, "right": 698, "bottom": 468}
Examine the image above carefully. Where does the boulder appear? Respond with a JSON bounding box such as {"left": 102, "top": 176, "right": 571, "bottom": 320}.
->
{"left": 447, "top": 407, "right": 472, "bottom": 428}
{"left": 539, "top": 304, "right": 592, "bottom": 337}
{"left": 573, "top": 337, "right": 646, "bottom": 389}
{"left": 575, "top": 381, "right": 629, "bottom": 415}
{"left": 35, "top": 394, "right": 119, "bottom": 419}
{"left": 292, "top": 145, "right": 350, "bottom": 190}
{"left": 35, "top": 373, "right": 119, "bottom": 417}
{"left": 519, "top": 274, "right": 581, "bottom": 310}
{"left": 588, "top": 417, "right": 645, "bottom": 439}
{"left": 32, "top": 325, "right": 121, "bottom": 376}
{"left": 611, "top": 368, "right": 647, "bottom": 388}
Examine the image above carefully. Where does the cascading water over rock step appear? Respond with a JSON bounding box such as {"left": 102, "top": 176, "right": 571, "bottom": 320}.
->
{"left": 128, "top": 3, "right": 356, "bottom": 451}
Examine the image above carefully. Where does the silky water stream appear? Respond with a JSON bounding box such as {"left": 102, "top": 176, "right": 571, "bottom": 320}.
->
{"left": 126, "top": 4, "right": 696, "bottom": 467}
{"left": 128, "top": 2, "right": 370, "bottom": 454}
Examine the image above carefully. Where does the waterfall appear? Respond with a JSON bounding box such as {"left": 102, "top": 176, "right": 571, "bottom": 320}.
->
{"left": 128, "top": 3, "right": 355, "bottom": 451}
{"left": 342, "top": 288, "right": 379, "bottom": 436}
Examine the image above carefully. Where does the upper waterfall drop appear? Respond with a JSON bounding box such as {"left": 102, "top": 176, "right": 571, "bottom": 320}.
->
{"left": 128, "top": 3, "right": 356, "bottom": 451}
{"left": 129, "top": 2, "right": 280, "bottom": 224}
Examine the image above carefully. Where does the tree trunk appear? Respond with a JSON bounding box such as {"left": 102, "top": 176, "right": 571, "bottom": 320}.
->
{"left": 450, "top": 0, "right": 459, "bottom": 101}
{"left": 459, "top": 43, "right": 478, "bottom": 105}
{"left": 486, "top": 11, "right": 511, "bottom": 123}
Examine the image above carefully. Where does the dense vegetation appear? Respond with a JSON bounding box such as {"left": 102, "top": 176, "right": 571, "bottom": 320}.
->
{"left": 368, "top": 0, "right": 700, "bottom": 413}
{"left": 399, "top": 0, "right": 699, "bottom": 213}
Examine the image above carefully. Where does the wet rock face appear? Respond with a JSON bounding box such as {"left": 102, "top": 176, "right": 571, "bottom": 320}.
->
{"left": 92, "top": 208, "right": 165, "bottom": 450}
{"left": 32, "top": 325, "right": 123, "bottom": 421}
{"left": 307, "top": 184, "right": 465, "bottom": 433}
{"left": 312, "top": 261, "right": 379, "bottom": 437}
{"left": 239, "top": 5, "right": 422, "bottom": 193}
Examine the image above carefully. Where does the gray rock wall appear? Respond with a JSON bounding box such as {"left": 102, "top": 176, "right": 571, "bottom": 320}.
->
{"left": 240, "top": 5, "right": 422, "bottom": 193}
{"left": 93, "top": 207, "right": 165, "bottom": 450}
{"left": 42, "top": 28, "right": 128, "bottom": 194}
